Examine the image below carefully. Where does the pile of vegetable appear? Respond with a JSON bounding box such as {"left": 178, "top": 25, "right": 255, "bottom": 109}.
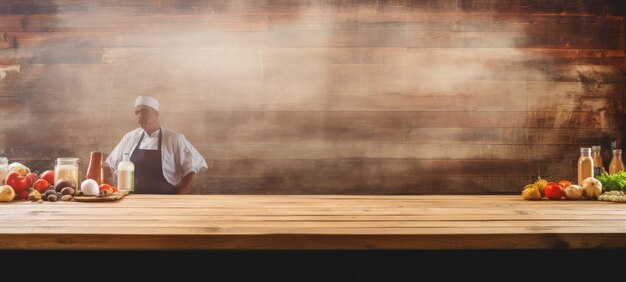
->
{"left": 521, "top": 177, "right": 547, "bottom": 200}
{"left": 521, "top": 177, "right": 602, "bottom": 200}
{"left": 596, "top": 171, "right": 626, "bottom": 192}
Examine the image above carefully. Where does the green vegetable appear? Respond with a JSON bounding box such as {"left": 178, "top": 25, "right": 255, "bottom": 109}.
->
{"left": 596, "top": 171, "right": 626, "bottom": 192}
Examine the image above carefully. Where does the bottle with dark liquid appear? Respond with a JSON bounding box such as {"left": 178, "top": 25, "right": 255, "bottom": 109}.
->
{"left": 591, "top": 146, "right": 605, "bottom": 177}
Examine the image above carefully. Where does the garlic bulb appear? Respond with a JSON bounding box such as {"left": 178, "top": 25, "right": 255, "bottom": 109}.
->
{"left": 80, "top": 179, "right": 100, "bottom": 196}
{"left": 599, "top": 191, "right": 626, "bottom": 202}
{"left": 581, "top": 177, "right": 603, "bottom": 199}
{"left": 564, "top": 185, "right": 584, "bottom": 200}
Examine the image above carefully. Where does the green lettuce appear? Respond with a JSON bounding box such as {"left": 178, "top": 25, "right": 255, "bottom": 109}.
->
{"left": 596, "top": 171, "right": 626, "bottom": 192}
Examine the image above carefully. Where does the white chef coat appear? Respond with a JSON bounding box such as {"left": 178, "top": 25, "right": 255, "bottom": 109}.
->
{"left": 105, "top": 127, "right": 208, "bottom": 187}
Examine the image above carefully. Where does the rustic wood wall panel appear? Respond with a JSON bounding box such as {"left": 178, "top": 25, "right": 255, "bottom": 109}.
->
{"left": 0, "top": 0, "right": 624, "bottom": 194}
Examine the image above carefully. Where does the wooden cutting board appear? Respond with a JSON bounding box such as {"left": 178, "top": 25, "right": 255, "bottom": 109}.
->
{"left": 73, "top": 190, "right": 130, "bottom": 202}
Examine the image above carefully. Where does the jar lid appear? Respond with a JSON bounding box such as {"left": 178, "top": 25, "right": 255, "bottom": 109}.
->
{"left": 581, "top": 147, "right": 591, "bottom": 153}
{"left": 613, "top": 149, "right": 622, "bottom": 154}
{"left": 56, "top": 157, "right": 79, "bottom": 163}
{"left": 592, "top": 146, "right": 601, "bottom": 150}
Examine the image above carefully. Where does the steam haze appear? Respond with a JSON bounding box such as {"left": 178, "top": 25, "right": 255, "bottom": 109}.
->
{"left": 1, "top": 1, "right": 619, "bottom": 194}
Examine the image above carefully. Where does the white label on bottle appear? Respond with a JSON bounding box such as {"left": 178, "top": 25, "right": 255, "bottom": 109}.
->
{"left": 118, "top": 170, "right": 134, "bottom": 191}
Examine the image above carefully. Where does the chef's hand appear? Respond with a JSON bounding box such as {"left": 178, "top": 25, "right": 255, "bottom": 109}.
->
{"left": 176, "top": 173, "right": 197, "bottom": 194}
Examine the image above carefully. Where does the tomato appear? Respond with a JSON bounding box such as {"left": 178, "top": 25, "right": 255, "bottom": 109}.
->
{"left": 544, "top": 182, "right": 565, "bottom": 200}
{"left": 33, "top": 179, "right": 50, "bottom": 194}
{"left": 25, "top": 173, "right": 38, "bottom": 185}
{"left": 40, "top": 170, "right": 55, "bottom": 186}
{"left": 99, "top": 183, "right": 112, "bottom": 192}
{"left": 5, "top": 171, "right": 33, "bottom": 193}
{"left": 111, "top": 186, "right": 119, "bottom": 193}
{"left": 558, "top": 180, "right": 572, "bottom": 189}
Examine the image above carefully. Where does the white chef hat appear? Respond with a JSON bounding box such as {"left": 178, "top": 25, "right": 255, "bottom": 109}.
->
{"left": 134, "top": 95, "right": 159, "bottom": 111}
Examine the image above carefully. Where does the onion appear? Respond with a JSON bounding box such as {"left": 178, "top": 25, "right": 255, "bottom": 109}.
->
{"left": 80, "top": 179, "right": 99, "bottom": 196}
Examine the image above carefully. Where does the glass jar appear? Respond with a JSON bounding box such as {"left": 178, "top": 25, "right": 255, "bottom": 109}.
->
{"left": 0, "top": 157, "right": 8, "bottom": 185}
{"left": 55, "top": 157, "right": 80, "bottom": 188}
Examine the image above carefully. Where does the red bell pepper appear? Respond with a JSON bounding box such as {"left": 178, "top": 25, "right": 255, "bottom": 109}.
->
{"left": 6, "top": 171, "right": 36, "bottom": 194}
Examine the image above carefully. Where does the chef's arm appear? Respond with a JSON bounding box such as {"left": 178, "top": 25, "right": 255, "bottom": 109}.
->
{"left": 176, "top": 172, "right": 197, "bottom": 194}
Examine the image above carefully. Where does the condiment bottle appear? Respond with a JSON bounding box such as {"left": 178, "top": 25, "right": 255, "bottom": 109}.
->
{"left": 609, "top": 149, "right": 625, "bottom": 175}
{"left": 591, "top": 146, "right": 605, "bottom": 177}
{"left": 117, "top": 153, "right": 135, "bottom": 193}
{"left": 578, "top": 147, "right": 594, "bottom": 186}
{"left": 0, "top": 157, "right": 8, "bottom": 185}
{"left": 85, "top": 151, "right": 103, "bottom": 185}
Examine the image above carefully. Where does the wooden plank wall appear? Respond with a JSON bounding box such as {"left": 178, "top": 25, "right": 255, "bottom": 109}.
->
{"left": 0, "top": 0, "right": 624, "bottom": 194}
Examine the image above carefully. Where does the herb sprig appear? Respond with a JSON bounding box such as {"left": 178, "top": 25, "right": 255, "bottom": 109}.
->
{"left": 596, "top": 171, "right": 626, "bottom": 192}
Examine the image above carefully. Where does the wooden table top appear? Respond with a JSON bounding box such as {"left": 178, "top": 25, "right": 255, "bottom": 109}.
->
{"left": 2, "top": 195, "right": 626, "bottom": 250}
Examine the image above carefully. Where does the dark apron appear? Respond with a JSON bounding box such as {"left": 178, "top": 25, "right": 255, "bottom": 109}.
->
{"left": 130, "top": 129, "right": 177, "bottom": 194}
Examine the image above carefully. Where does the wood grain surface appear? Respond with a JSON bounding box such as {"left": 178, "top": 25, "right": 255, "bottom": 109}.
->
{"left": 2, "top": 194, "right": 626, "bottom": 250}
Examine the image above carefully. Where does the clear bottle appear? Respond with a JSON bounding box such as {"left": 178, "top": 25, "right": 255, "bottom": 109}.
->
{"left": 55, "top": 157, "right": 80, "bottom": 189}
{"left": 0, "top": 157, "right": 8, "bottom": 185}
{"left": 578, "top": 147, "right": 594, "bottom": 186}
{"left": 591, "top": 146, "right": 605, "bottom": 177}
{"left": 609, "top": 149, "right": 625, "bottom": 175}
{"left": 117, "top": 153, "right": 135, "bottom": 193}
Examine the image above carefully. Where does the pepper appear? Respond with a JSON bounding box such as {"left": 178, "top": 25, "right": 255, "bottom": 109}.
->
{"left": 5, "top": 171, "right": 36, "bottom": 196}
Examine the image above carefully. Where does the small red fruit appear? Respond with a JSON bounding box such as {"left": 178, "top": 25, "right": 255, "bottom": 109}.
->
{"left": 558, "top": 180, "right": 573, "bottom": 189}
{"left": 544, "top": 182, "right": 565, "bottom": 200}
{"left": 25, "top": 172, "right": 38, "bottom": 185}
{"left": 33, "top": 179, "right": 50, "bottom": 194}
{"left": 99, "top": 183, "right": 112, "bottom": 192}
{"left": 111, "top": 186, "right": 118, "bottom": 193}
{"left": 40, "top": 170, "right": 55, "bottom": 186}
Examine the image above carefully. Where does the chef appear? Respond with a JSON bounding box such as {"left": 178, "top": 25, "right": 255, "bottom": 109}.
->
{"left": 104, "top": 95, "right": 208, "bottom": 194}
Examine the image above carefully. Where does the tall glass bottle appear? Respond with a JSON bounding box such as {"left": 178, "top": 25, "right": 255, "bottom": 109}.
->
{"left": 117, "top": 153, "right": 135, "bottom": 193}
{"left": 85, "top": 151, "right": 103, "bottom": 185}
{"left": 591, "top": 146, "right": 605, "bottom": 177}
{"left": 578, "top": 147, "right": 594, "bottom": 186}
{"left": 609, "top": 149, "right": 625, "bottom": 175}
